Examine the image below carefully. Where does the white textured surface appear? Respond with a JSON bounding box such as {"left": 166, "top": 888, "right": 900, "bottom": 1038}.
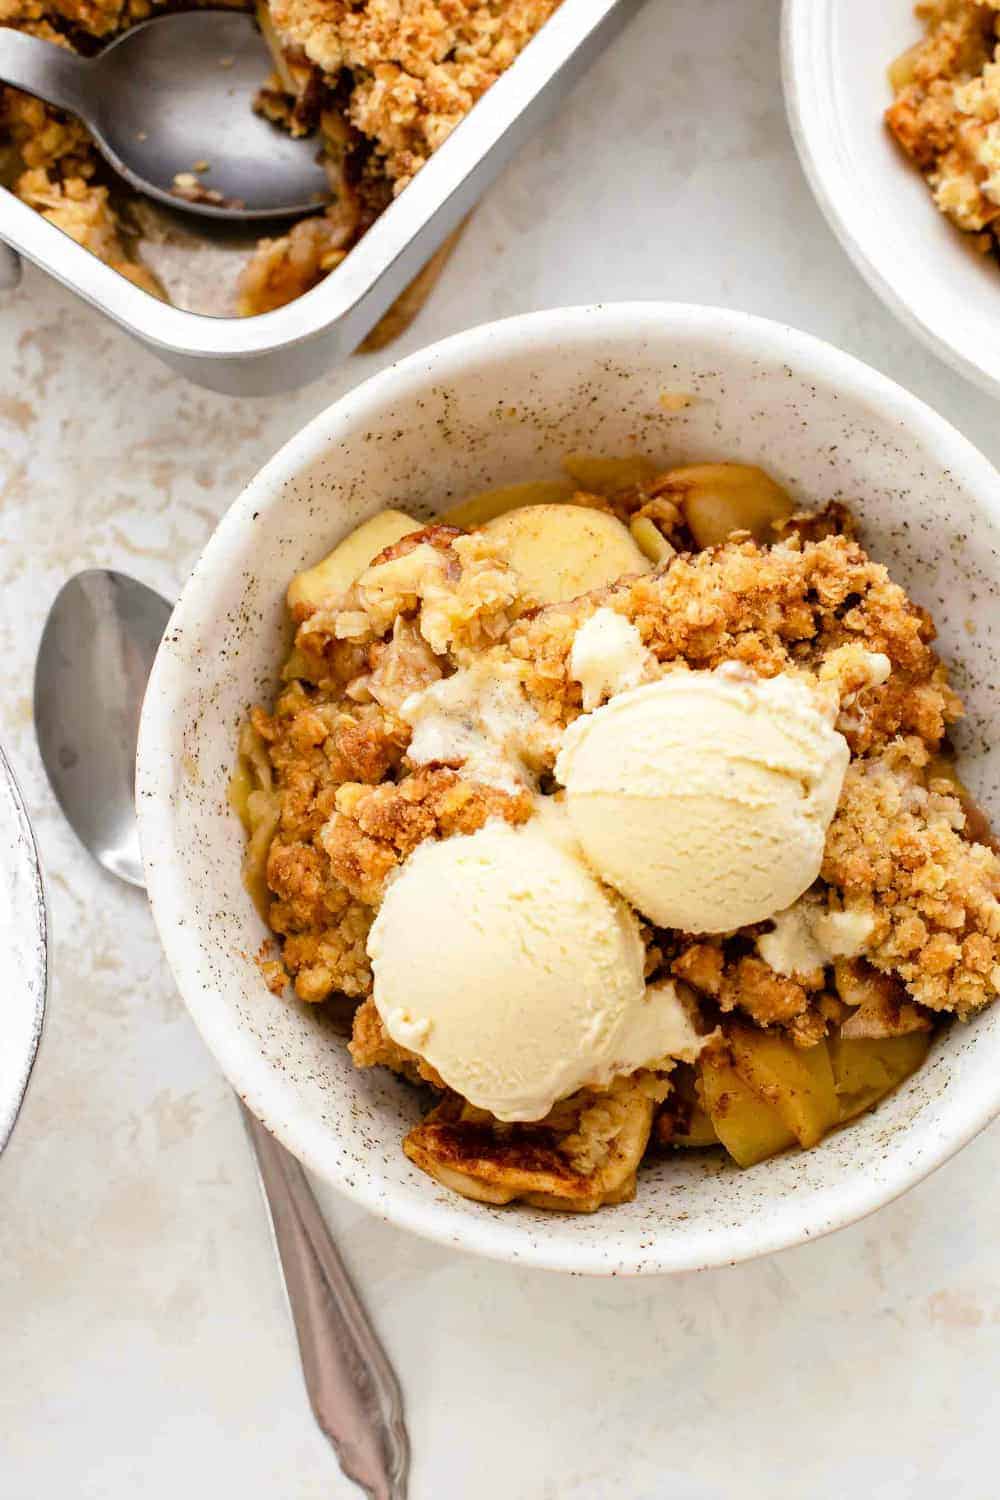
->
{"left": 2, "top": 0, "right": 1000, "bottom": 1493}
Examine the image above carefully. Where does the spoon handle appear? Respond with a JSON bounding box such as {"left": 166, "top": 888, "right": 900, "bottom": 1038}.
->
{"left": 0, "top": 27, "right": 92, "bottom": 117}
{"left": 239, "top": 1100, "right": 410, "bottom": 1500}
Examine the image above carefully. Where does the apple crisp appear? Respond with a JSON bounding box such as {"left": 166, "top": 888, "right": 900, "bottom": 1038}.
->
{"left": 0, "top": 0, "right": 560, "bottom": 315}
{"left": 886, "top": 0, "right": 1000, "bottom": 256}
{"left": 233, "top": 457, "right": 1000, "bottom": 1212}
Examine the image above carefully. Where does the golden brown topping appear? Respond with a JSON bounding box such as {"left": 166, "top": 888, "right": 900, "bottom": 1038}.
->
{"left": 823, "top": 738, "right": 1000, "bottom": 1016}
{"left": 266, "top": 0, "right": 563, "bottom": 187}
{"left": 277, "top": 897, "right": 373, "bottom": 1002}
{"left": 321, "top": 766, "right": 532, "bottom": 903}
{"left": 718, "top": 956, "right": 813, "bottom": 1028}
{"left": 349, "top": 996, "right": 444, "bottom": 1086}
{"left": 886, "top": 2, "right": 1000, "bottom": 247}
{"left": 251, "top": 689, "right": 405, "bottom": 844}
{"left": 402, "top": 1072, "right": 665, "bottom": 1211}
{"left": 3, "top": 1, "right": 558, "bottom": 314}
{"left": 771, "top": 502, "right": 856, "bottom": 545}
{"left": 671, "top": 941, "right": 725, "bottom": 998}
{"left": 786, "top": 1009, "right": 831, "bottom": 1049}
{"left": 505, "top": 532, "right": 961, "bottom": 755}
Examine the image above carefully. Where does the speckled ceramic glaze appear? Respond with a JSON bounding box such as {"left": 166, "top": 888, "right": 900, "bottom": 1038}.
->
{"left": 0, "top": 744, "right": 47, "bottom": 1154}
{"left": 136, "top": 304, "right": 1000, "bottom": 1275}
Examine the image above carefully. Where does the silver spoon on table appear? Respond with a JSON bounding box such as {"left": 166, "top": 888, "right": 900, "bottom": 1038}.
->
{"left": 34, "top": 569, "right": 408, "bottom": 1500}
{"left": 0, "top": 13, "right": 331, "bottom": 220}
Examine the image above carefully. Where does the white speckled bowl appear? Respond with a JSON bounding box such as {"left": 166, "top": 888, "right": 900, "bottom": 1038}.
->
{"left": 137, "top": 304, "right": 1000, "bottom": 1275}
{"left": 783, "top": 0, "right": 1000, "bottom": 397}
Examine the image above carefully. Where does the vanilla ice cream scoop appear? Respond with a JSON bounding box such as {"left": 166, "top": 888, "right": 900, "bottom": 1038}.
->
{"left": 555, "top": 667, "right": 850, "bottom": 934}
{"left": 368, "top": 817, "right": 702, "bottom": 1121}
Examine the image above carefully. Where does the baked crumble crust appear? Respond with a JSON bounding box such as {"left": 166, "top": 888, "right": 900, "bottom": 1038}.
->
{"left": 247, "top": 496, "right": 992, "bottom": 1027}
{"left": 236, "top": 469, "right": 1000, "bottom": 1206}
{"left": 275, "top": 893, "right": 373, "bottom": 1001}
{"left": 0, "top": 83, "right": 164, "bottom": 294}
{"left": 323, "top": 766, "right": 533, "bottom": 904}
{"left": 886, "top": 0, "right": 1000, "bottom": 252}
{"left": 671, "top": 941, "right": 829, "bottom": 1044}
{"left": 503, "top": 531, "right": 962, "bottom": 759}
{"left": 349, "top": 994, "right": 445, "bottom": 1086}
{"left": 266, "top": 0, "right": 563, "bottom": 188}
{"left": 823, "top": 735, "right": 1000, "bottom": 1017}
{"left": 402, "top": 1071, "right": 668, "bottom": 1211}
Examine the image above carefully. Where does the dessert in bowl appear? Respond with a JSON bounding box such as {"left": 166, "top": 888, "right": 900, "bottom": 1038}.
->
{"left": 885, "top": 1, "right": 1000, "bottom": 265}
{"left": 137, "top": 304, "right": 1000, "bottom": 1274}
{"left": 783, "top": 0, "right": 1000, "bottom": 395}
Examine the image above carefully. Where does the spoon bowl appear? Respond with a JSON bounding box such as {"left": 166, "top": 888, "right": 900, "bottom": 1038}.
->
{"left": 0, "top": 14, "right": 332, "bottom": 220}
{"left": 34, "top": 570, "right": 170, "bottom": 886}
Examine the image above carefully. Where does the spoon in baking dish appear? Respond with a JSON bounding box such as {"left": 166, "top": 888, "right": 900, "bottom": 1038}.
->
{"left": 0, "top": 12, "right": 332, "bottom": 220}
{"left": 34, "top": 570, "right": 408, "bottom": 1500}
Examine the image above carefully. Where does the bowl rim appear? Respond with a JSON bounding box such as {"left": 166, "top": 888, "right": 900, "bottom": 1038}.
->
{"left": 138, "top": 301, "right": 1000, "bottom": 1274}
{"left": 0, "top": 743, "right": 47, "bottom": 1155}
{"left": 781, "top": 0, "right": 1000, "bottom": 400}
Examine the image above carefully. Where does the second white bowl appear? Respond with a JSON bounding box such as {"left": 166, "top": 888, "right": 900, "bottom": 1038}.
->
{"left": 783, "top": 0, "right": 1000, "bottom": 396}
{"left": 137, "top": 303, "right": 1000, "bottom": 1274}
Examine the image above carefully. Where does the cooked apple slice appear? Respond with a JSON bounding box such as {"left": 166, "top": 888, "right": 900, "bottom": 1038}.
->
{"left": 561, "top": 453, "right": 656, "bottom": 495}
{"left": 728, "top": 1024, "right": 839, "bottom": 1149}
{"left": 699, "top": 1053, "right": 795, "bottom": 1167}
{"left": 672, "top": 1102, "right": 718, "bottom": 1148}
{"left": 287, "top": 509, "right": 419, "bottom": 612}
{"left": 655, "top": 1065, "right": 718, "bottom": 1148}
{"left": 441, "top": 479, "right": 573, "bottom": 529}
{"left": 655, "top": 463, "right": 795, "bottom": 548}
{"left": 888, "top": 40, "right": 922, "bottom": 93}
{"left": 483, "top": 504, "right": 651, "bottom": 605}
{"left": 630, "top": 515, "right": 676, "bottom": 565}
{"left": 830, "top": 1032, "right": 931, "bottom": 1122}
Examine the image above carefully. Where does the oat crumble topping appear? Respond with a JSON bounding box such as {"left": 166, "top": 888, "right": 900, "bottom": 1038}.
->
{"left": 266, "top": 0, "right": 563, "bottom": 188}
{"left": 234, "top": 462, "right": 1000, "bottom": 1210}
{"left": 886, "top": 0, "right": 1000, "bottom": 256}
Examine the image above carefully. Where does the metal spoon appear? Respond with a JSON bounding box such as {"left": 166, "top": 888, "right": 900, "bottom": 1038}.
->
{"left": 0, "top": 14, "right": 331, "bottom": 220}
{"left": 34, "top": 570, "right": 408, "bottom": 1500}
